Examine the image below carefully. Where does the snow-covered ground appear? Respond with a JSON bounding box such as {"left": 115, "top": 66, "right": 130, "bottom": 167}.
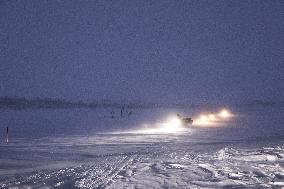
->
{"left": 0, "top": 106, "right": 283, "bottom": 188}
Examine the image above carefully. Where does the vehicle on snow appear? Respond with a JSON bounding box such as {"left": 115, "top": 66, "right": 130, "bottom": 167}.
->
{"left": 177, "top": 114, "right": 193, "bottom": 127}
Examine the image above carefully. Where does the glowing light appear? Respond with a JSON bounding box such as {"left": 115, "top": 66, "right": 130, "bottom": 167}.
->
{"left": 137, "top": 108, "right": 235, "bottom": 132}
{"left": 200, "top": 114, "right": 208, "bottom": 121}
{"left": 167, "top": 117, "right": 182, "bottom": 128}
{"left": 208, "top": 114, "right": 216, "bottom": 121}
{"left": 158, "top": 117, "right": 182, "bottom": 132}
{"left": 219, "top": 109, "right": 231, "bottom": 118}
{"left": 193, "top": 108, "right": 234, "bottom": 127}
{"left": 137, "top": 116, "right": 184, "bottom": 134}
{"left": 193, "top": 114, "right": 213, "bottom": 126}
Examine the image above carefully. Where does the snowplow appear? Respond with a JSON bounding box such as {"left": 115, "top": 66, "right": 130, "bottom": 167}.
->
{"left": 177, "top": 114, "right": 193, "bottom": 127}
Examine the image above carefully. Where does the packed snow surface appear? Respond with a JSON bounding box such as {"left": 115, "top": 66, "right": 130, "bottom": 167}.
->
{"left": 0, "top": 107, "right": 283, "bottom": 188}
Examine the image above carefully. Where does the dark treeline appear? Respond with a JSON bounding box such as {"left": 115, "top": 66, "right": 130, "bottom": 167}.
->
{"left": 0, "top": 97, "right": 191, "bottom": 110}
{"left": 0, "top": 97, "right": 87, "bottom": 109}
{"left": 0, "top": 97, "right": 283, "bottom": 110}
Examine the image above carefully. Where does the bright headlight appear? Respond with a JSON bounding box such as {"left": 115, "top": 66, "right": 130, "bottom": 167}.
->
{"left": 219, "top": 109, "right": 231, "bottom": 118}
{"left": 167, "top": 117, "right": 182, "bottom": 128}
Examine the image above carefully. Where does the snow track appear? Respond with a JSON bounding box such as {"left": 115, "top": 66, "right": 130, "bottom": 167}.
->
{"left": 0, "top": 151, "right": 142, "bottom": 189}
{"left": 109, "top": 145, "right": 284, "bottom": 189}
{"left": 0, "top": 136, "right": 284, "bottom": 188}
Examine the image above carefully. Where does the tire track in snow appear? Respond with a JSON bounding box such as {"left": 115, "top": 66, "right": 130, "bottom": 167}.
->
{"left": 96, "top": 154, "right": 137, "bottom": 188}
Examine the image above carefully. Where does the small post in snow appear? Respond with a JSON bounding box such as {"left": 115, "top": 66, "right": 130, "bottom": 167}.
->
{"left": 6, "top": 126, "right": 9, "bottom": 144}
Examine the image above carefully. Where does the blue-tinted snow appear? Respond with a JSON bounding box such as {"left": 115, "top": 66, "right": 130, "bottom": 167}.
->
{"left": 0, "top": 106, "right": 283, "bottom": 188}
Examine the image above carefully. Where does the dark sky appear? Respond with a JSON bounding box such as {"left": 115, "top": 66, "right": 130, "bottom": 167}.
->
{"left": 1, "top": 0, "right": 283, "bottom": 104}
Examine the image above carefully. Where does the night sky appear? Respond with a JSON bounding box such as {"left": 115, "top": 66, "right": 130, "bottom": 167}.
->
{"left": 1, "top": 0, "right": 283, "bottom": 104}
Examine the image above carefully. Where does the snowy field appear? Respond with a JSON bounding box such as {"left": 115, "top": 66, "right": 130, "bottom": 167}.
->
{"left": 0, "top": 106, "right": 284, "bottom": 188}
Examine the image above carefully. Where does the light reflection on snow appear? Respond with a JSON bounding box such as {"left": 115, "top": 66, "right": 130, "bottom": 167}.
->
{"left": 133, "top": 126, "right": 189, "bottom": 134}
{"left": 116, "top": 115, "right": 191, "bottom": 134}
